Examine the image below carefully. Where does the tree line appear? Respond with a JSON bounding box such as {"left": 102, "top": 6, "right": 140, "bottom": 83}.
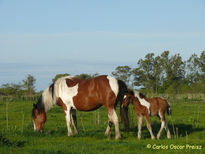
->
{"left": 0, "top": 73, "right": 99, "bottom": 96}
{"left": 112, "top": 50, "right": 205, "bottom": 94}
{"left": 0, "top": 74, "right": 36, "bottom": 96}
{"left": 1, "top": 50, "right": 205, "bottom": 96}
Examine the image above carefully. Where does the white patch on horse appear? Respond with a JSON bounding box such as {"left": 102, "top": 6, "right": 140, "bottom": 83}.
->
{"left": 57, "top": 79, "right": 79, "bottom": 110}
{"left": 107, "top": 76, "right": 119, "bottom": 97}
{"left": 134, "top": 91, "right": 150, "bottom": 114}
{"left": 42, "top": 75, "right": 76, "bottom": 112}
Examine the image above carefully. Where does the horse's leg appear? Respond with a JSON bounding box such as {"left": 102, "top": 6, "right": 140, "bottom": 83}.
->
{"left": 57, "top": 98, "right": 73, "bottom": 136}
{"left": 137, "top": 115, "right": 142, "bottom": 139}
{"left": 65, "top": 107, "right": 73, "bottom": 136}
{"left": 144, "top": 114, "right": 155, "bottom": 139}
{"left": 157, "top": 111, "right": 165, "bottom": 139}
{"left": 105, "top": 110, "right": 112, "bottom": 137}
{"left": 70, "top": 108, "right": 78, "bottom": 134}
{"left": 165, "top": 122, "right": 171, "bottom": 139}
{"left": 105, "top": 120, "right": 112, "bottom": 137}
{"left": 106, "top": 109, "right": 120, "bottom": 139}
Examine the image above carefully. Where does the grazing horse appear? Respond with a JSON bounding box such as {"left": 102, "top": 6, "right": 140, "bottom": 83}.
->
{"left": 122, "top": 90, "right": 171, "bottom": 139}
{"left": 32, "top": 75, "right": 129, "bottom": 139}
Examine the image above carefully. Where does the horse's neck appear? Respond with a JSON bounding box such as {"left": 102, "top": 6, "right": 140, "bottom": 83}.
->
{"left": 43, "top": 97, "right": 56, "bottom": 112}
{"left": 42, "top": 87, "right": 57, "bottom": 112}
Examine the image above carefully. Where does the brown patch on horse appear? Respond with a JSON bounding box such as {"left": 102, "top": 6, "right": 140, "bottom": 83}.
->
{"left": 57, "top": 97, "right": 67, "bottom": 115}
{"left": 32, "top": 107, "right": 46, "bottom": 132}
{"left": 66, "top": 77, "right": 83, "bottom": 87}
{"left": 146, "top": 97, "right": 169, "bottom": 116}
{"left": 72, "top": 76, "right": 109, "bottom": 111}
{"left": 66, "top": 78, "right": 78, "bottom": 87}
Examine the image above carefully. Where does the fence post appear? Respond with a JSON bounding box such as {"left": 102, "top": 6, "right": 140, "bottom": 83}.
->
{"left": 93, "top": 111, "right": 96, "bottom": 125}
{"left": 97, "top": 110, "right": 100, "bottom": 125}
{"left": 21, "top": 112, "right": 24, "bottom": 134}
{"left": 6, "top": 102, "right": 8, "bottom": 130}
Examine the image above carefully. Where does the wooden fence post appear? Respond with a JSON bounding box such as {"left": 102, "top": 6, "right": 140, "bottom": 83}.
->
{"left": 6, "top": 102, "right": 8, "bottom": 130}
{"left": 97, "top": 110, "right": 100, "bottom": 125}
{"left": 22, "top": 112, "right": 24, "bottom": 134}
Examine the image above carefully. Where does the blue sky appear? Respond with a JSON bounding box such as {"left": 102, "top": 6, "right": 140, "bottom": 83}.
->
{"left": 0, "top": 0, "right": 205, "bottom": 91}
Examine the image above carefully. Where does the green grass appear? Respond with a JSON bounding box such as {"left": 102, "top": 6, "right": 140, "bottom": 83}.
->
{"left": 0, "top": 98, "right": 205, "bottom": 154}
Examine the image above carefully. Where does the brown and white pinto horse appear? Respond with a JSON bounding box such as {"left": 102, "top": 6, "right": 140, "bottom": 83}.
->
{"left": 122, "top": 90, "right": 171, "bottom": 139}
{"left": 32, "top": 75, "right": 129, "bottom": 139}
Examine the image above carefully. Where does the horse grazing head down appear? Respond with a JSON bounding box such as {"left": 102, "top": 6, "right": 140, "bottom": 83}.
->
{"left": 32, "top": 96, "right": 46, "bottom": 132}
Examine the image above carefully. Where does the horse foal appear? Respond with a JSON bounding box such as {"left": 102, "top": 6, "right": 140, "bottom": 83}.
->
{"left": 122, "top": 91, "right": 171, "bottom": 139}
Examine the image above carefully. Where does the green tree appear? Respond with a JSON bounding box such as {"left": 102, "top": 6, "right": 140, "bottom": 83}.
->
{"left": 76, "top": 73, "right": 92, "bottom": 79}
{"left": 52, "top": 73, "right": 70, "bottom": 82}
{"left": 199, "top": 51, "right": 205, "bottom": 76}
{"left": 76, "top": 73, "right": 99, "bottom": 79}
{"left": 131, "top": 67, "right": 144, "bottom": 87}
{"left": 153, "top": 55, "right": 163, "bottom": 92}
{"left": 160, "top": 51, "right": 185, "bottom": 93}
{"left": 112, "top": 66, "right": 132, "bottom": 86}
{"left": 0, "top": 83, "right": 23, "bottom": 96}
{"left": 186, "top": 54, "right": 201, "bottom": 84}
{"left": 52, "top": 73, "right": 99, "bottom": 83}
{"left": 137, "top": 53, "right": 155, "bottom": 91}
{"left": 132, "top": 53, "right": 163, "bottom": 93}
{"left": 22, "top": 74, "right": 36, "bottom": 95}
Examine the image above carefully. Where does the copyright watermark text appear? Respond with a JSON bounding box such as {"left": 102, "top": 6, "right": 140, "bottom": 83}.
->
{"left": 146, "top": 144, "right": 202, "bottom": 150}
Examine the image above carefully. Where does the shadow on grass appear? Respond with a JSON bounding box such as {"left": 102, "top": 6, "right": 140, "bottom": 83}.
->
{"left": 0, "top": 134, "right": 25, "bottom": 147}
{"left": 19, "top": 120, "right": 205, "bottom": 140}
{"left": 127, "top": 122, "right": 205, "bottom": 139}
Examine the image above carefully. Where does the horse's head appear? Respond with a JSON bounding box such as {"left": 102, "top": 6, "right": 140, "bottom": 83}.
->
{"left": 121, "top": 90, "right": 135, "bottom": 108}
{"left": 32, "top": 103, "right": 46, "bottom": 132}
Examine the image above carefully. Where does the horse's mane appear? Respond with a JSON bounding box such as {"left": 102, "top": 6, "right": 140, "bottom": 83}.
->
{"left": 32, "top": 95, "right": 45, "bottom": 118}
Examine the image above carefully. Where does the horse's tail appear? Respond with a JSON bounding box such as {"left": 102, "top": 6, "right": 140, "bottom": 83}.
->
{"left": 115, "top": 80, "right": 129, "bottom": 132}
{"left": 167, "top": 102, "right": 172, "bottom": 115}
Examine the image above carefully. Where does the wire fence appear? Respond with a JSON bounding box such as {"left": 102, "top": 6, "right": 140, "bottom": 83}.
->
{"left": 0, "top": 95, "right": 40, "bottom": 102}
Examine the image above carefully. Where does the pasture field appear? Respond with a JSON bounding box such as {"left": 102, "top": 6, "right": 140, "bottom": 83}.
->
{"left": 0, "top": 96, "right": 205, "bottom": 154}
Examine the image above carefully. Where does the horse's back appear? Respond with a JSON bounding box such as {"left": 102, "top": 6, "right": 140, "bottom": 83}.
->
{"left": 73, "top": 75, "right": 119, "bottom": 111}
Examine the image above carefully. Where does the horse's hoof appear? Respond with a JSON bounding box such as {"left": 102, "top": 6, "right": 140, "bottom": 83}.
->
{"left": 151, "top": 136, "right": 155, "bottom": 140}
{"left": 167, "top": 135, "right": 171, "bottom": 139}
{"left": 105, "top": 132, "right": 109, "bottom": 136}
{"left": 115, "top": 135, "right": 121, "bottom": 140}
{"left": 68, "top": 132, "right": 73, "bottom": 136}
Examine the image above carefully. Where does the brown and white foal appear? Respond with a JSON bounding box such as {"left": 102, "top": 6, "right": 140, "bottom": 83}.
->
{"left": 122, "top": 91, "right": 171, "bottom": 139}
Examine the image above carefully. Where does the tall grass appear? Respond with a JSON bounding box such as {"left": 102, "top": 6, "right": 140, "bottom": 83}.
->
{"left": 0, "top": 97, "right": 205, "bottom": 153}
